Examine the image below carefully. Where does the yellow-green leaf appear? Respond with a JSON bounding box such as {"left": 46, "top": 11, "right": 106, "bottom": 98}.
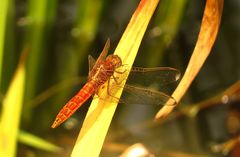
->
{"left": 18, "top": 130, "right": 62, "bottom": 153}
{"left": 0, "top": 52, "right": 26, "bottom": 157}
{"left": 71, "top": 0, "right": 160, "bottom": 156}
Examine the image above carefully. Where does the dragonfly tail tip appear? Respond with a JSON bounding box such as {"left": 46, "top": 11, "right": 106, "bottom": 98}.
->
{"left": 51, "top": 120, "right": 60, "bottom": 129}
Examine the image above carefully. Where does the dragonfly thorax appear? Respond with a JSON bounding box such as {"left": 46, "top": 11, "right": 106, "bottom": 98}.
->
{"left": 105, "top": 55, "right": 122, "bottom": 69}
{"left": 89, "top": 55, "right": 122, "bottom": 85}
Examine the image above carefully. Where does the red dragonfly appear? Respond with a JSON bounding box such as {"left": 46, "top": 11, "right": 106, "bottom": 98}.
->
{"left": 51, "top": 39, "right": 180, "bottom": 128}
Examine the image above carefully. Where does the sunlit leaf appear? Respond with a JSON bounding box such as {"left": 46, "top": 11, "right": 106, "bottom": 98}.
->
{"left": 0, "top": 51, "right": 26, "bottom": 157}
{"left": 71, "top": 0, "right": 160, "bottom": 156}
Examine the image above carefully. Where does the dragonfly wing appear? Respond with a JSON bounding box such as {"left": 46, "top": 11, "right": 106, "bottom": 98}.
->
{"left": 96, "top": 38, "right": 110, "bottom": 64}
{"left": 120, "top": 84, "right": 177, "bottom": 106}
{"left": 89, "top": 38, "right": 110, "bottom": 77}
{"left": 88, "top": 55, "right": 96, "bottom": 76}
{"left": 95, "top": 78, "right": 176, "bottom": 107}
{"left": 127, "top": 67, "right": 181, "bottom": 91}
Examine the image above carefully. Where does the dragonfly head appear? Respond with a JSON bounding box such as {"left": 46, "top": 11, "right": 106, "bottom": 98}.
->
{"left": 106, "top": 55, "right": 122, "bottom": 68}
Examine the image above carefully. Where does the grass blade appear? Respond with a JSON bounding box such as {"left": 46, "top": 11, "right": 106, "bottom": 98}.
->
{"left": 18, "top": 130, "right": 61, "bottom": 153}
{"left": 0, "top": 0, "right": 11, "bottom": 85}
{"left": 0, "top": 50, "right": 26, "bottom": 157}
{"left": 71, "top": 0, "right": 160, "bottom": 156}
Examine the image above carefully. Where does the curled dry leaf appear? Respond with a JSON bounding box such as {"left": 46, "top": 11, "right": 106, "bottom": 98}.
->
{"left": 155, "top": 0, "right": 224, "bottom": 119}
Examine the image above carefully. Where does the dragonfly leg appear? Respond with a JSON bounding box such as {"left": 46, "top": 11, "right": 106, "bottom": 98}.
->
{"left": 112, "top": 75, "right": 123, "bottom": 85}
{"left": 107, "top": 79, "right": 122, "bottom": 102}
{"left": 112, "top": 67, "right": 128, "bottom": 85}
{"left": 114, "top": 68, "right": 127, "bottom": 74}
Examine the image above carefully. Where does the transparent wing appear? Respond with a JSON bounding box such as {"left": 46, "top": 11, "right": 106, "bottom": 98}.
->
{"left": 95, "top": 38, "right": 110, "bottom": 65}
{"left": 120, "top": 84, "right": 177, "bottom": 106}
{"left": 95, "top": 66, "right": 180, "bottom": 107}
{"left": 108, "top": 67, "right": 180, "bottom": 106}
{"left": 126, "top": 67, "right": 181, "bottom": 90}
{"left": 88, "top": 55, "right": 96, "bottom": 76}
{"left": 89, "top": 38, "right": 110, "bottom": 77}
{"left": 101, "top": 81, "right": 177, "bottom": 107}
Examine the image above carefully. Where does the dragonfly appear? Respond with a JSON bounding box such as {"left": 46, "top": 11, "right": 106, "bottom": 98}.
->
{"left": 51, "top": 38, "right": 180, "bottom": 128}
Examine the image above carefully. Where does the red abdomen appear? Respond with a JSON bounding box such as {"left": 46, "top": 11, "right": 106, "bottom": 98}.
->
{"left": 51, "top": 80, "right": 97, "bottom": 128}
